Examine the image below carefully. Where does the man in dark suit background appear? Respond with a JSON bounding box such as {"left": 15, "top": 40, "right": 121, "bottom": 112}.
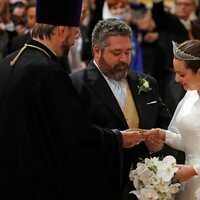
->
{"left": 71, "top": 18, "right": 185, "bottom": 200}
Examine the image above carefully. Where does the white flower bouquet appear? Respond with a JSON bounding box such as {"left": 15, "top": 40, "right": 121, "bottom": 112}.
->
{"left": 129, "top": 156, "right": 180, "bottom": 200}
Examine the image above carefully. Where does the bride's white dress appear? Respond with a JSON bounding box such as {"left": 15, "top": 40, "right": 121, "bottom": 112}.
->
{"left": 165, "top": 90, "right": 200, "bottom": 200}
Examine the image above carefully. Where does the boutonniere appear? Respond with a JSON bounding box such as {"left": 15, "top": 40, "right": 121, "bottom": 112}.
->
{"left": 138, "top": 75, "right": 152, "bottom": 95}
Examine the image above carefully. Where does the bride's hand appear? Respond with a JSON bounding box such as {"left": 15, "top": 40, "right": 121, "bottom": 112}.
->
{"left": 174, "top": 164, "right": 198, "bottom": 182}
{"left": 142, "top": 128, "right": 165, "bottom": 153}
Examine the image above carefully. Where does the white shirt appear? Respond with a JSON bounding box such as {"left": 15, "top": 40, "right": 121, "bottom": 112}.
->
{"left": 93, "top": 60, "right": 127, "bottom": 107}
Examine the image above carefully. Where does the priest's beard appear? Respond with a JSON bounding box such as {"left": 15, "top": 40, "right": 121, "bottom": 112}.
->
{"left": 61, "top": 40, "right": 70, "bottom": 56}
{"left": 98, "top": 55, "right": 129, "bottom": 81}
{"left": 61, "top": 33, "right": 73, "bottom": 56}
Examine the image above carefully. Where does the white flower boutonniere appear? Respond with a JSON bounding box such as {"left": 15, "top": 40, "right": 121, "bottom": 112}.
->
{"left": 138, "top": 75, "right": 152, "bottom": 95}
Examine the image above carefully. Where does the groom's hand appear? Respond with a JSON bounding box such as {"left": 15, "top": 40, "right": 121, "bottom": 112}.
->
{"left": 120, "top": 129, "right": 146, "bottom": 148}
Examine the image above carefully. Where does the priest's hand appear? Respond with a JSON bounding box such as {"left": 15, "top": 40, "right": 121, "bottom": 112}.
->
{"left": 120, "top": 128, "right": 146, "bottom": 148}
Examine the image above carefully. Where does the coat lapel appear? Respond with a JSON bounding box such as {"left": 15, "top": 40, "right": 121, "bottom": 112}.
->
{"left": 86, "top": 62, "right": 128, "bottom": 126}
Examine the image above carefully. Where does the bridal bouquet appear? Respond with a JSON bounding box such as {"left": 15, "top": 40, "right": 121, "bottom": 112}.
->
{"left": 129, "top": 156, "right": 180, "bottom": 200}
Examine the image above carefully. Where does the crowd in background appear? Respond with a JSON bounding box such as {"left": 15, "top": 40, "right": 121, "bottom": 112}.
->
{"left": 1, "top": 0, "right": 200, "bottom": 114}
{"left": 0, "top": 0, "right": 35, "bottom": 56}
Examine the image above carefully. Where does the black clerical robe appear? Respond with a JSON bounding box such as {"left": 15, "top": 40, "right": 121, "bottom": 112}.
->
{"left": 0, "top": 40, "right": 122, "bottom": 200}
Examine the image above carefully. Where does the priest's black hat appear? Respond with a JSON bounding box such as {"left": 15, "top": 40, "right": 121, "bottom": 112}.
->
{"left": 36, "top": 0, "right": 83, "bottom": 26}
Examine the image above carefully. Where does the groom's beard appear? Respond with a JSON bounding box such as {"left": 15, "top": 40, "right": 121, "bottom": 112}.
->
{"left": 98, "top": 55, "right": 129, "bottom": 81}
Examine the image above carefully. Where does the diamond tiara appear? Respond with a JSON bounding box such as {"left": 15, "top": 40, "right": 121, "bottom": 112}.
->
{"left": 172, "top": 41, "right": 200, "bottom": 61}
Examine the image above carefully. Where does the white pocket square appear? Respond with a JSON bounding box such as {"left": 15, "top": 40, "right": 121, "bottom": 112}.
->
{"left": 146, "top": 101, "right": 157, "bottom": 105}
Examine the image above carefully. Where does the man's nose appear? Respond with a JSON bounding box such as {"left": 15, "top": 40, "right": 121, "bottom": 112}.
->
{"left": 119, "top": 53, "right": 129, "bottom": 63}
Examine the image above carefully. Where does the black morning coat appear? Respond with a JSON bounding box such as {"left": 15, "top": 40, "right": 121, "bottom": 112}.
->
{"left": 70, "top": 61, "right": 185, "bottom": 200}
{"left": 0, "top": 39, "right": 123, "bottom": 200}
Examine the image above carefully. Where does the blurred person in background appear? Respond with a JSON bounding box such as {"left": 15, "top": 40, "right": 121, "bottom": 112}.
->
{"left": 0, "top": 0, "right": 9, "bottom": 59}
{"left": 102, "top": 0, "right": 143, "bottom": 73}
{"left": 68, "top": 0, "right": 92, "bottom": 72}
{"left": 0, "top": 0, "right": 14, "bottom": 32}
{"left": 130, "top": 3, "right": 160, "bottom": 76}
{"left": 80, "top": 0, "right": 93, "bottom": 66}
{"left": 10, "top": 1, "right": 26, "bottom": 36}
{"left": 0, "top": 0, "right": 17, "bottom": 56}
{"left": 9, "top": 0, "right": 36, "bottom": 53}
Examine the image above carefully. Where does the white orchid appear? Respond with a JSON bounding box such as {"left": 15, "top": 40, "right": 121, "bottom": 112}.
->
{"left": 169, "top": 183, "right": 181, "bottom": 194}
{"left": 140, "top": 188, "right": 159, "bottom": 200}
{"left": 129, "top": 156, "right": 180, "bottom": 200}
{"left": 157, "top": 156, "right": 178, "bottom": 182}
{"left": 140, "top": 168, "right": 154, "bottom": 186}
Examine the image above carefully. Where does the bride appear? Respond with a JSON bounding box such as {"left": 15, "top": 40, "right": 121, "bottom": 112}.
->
{"left": 145, "top": 39, "right": 200, "bottom": 200}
